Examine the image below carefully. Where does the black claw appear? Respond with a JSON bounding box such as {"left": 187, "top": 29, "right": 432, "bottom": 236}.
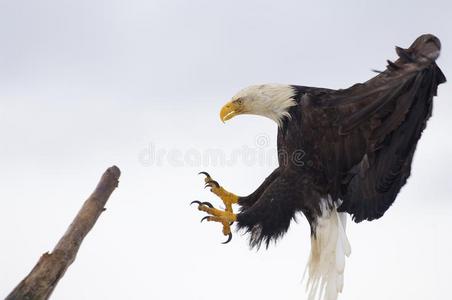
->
{"left": 198, "top": 171, "right": 211, "bottom": 178}
{"left": 200, "top": 216, "right": 210, "bottom": 223}
{"left": 229, "top": 222, "right": 234, "bottom": 226}
{"left": 190, "top": 200, "right": 202, "bottom": 206}
{"left": 222, "top": 233, "right": 233, "bottom": 244}
{"left": 190, "top": 200, "right": 214, "bottom": 209}
{"left": 205, "top": 180, "right": 220, "bottom": 188}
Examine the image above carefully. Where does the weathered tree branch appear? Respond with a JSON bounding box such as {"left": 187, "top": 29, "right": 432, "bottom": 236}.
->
{"left": 6, "top": 166, "right": 121, "bottom": 300}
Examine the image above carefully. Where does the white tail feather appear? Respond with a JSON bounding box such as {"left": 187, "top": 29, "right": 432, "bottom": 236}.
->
{"left": 303, "top": 199, "right": 351, "bottom": 300}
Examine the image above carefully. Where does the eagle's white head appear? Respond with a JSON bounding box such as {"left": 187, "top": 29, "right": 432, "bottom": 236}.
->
{"left": 220, "top": 84, "right": 297, "bottom": 126}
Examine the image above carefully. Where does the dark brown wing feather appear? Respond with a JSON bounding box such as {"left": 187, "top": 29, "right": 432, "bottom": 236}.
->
{"left": 302, "top": 34, "right": 446, "bottom": 222}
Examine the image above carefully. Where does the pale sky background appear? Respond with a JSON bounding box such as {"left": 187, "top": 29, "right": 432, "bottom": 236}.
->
{"left": 0, "top": 1, "right": 451, "bottom": 299}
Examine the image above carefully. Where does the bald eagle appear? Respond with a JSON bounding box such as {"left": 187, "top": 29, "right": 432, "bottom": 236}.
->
{"left": 191, "top": 34, "right": 446, "bottom": 300}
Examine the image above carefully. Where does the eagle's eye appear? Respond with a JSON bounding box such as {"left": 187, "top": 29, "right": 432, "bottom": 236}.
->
{"left": 235, "top": 99, "right": 243, "bottom": 105}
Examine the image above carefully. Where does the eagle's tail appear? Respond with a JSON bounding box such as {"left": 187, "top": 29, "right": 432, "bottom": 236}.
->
{"left": 303, "top": 199, "right": 351, "bottom": 300}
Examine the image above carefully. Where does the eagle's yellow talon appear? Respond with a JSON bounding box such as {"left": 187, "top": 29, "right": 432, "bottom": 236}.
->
{"left": 194, "top": 172, "right": 239, "bottom": 244}
{"left": 199, "top": 172, "right": 239, "bottom": 212}
{"left": 191, "top": 200, "right": 237, "bottom": 244}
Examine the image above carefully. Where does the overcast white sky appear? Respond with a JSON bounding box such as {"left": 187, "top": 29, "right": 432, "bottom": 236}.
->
{"left": 0, "top": 1, "right": 451, "bottom": 299}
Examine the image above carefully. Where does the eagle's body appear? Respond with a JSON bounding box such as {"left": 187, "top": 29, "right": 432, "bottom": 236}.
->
{"left": 193, "top": 34, "right": 446, "bottom": 300}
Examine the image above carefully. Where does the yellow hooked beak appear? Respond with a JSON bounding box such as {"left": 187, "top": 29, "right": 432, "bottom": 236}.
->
{"left": 220, "top": 100, "right": 243, "bottom": 123}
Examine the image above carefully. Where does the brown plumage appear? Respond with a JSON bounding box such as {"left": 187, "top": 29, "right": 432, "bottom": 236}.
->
{"left": 235, "top": 34, "right": 445, "bottom": 246}
{"left": 206, "top": 34, "right": 445, "bottom": 299}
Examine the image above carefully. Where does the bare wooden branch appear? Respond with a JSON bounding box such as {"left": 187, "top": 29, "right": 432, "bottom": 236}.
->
{"left": 6, "top": 166, "right": 121, "bottom": 300}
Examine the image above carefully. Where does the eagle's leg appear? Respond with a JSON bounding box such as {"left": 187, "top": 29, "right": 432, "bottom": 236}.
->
{"left": 191, "top": 201, "right": 237, "bottom": 243}
{"left": 199, "top": 172, "right": 239, "bottom": 213}
{"left": 190, "top": 172, "right": 239, "bottom": 243}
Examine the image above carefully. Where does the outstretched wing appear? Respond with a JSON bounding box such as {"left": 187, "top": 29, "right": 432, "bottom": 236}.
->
{"left": 304, "top": 34, "right": 446, "bottom": 222}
